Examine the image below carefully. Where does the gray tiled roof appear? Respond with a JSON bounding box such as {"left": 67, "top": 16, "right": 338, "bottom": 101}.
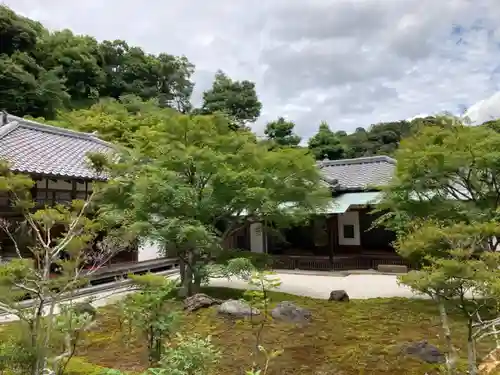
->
{"left": 0, "top": 114, "right": 114, "bottom": 180}
{"left": 318, "top": 156, "right": 396, "bottom": 191}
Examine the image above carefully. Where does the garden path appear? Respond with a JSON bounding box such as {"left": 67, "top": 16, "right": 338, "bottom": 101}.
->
{"left": 0, "top": 272, "right": 425, "bottom": 324}
{"left": 209, "top": 272, "right": 425, "bottom": 299}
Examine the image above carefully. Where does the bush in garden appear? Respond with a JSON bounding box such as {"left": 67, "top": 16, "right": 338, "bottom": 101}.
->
{"left": 243, "top": 270, "right": 283, "bottom": 374}
{"left": 117, "top": 273, "right": 181, "bottom": 365}
{"left": 216, "top": 250, "right": 272, "bottom": 271}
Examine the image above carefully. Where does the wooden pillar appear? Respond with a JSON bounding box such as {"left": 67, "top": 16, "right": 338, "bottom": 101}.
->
{"left": 328, "top": 215, "right": 338, "bottom": 270}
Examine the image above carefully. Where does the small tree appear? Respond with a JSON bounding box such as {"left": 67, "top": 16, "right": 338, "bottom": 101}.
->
{"left": 397, "top": 221, "right": 500, "bottom": 374}
{"left": 0, "top": 162, "right": 128, "bottom": 375}
{"left": 106, "top": 334, "right": 220, "bottom": 375}
{"left": 153, "top": 333, "right": 220, "bottom": 375}
{"left": 49, "top": 301, "right": 97, "bottom": 375}
{"left": 116, "top": 273, "right": 180, "bottom": 365}
{"left": 243, "top": 270, "right": 283, "bottom": 374}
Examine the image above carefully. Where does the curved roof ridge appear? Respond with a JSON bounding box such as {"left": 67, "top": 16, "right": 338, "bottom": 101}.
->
{"left": 3, "top": 114, "right": 114, "bottom": 148}
{"left": 320, "top": 155, "right": 396, "bottom": 167}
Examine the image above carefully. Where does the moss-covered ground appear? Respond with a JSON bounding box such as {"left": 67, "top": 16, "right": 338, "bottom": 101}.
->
{"left": 0, "top": 287, "right": 493, "bottom": 374}
{"left": 80, "top": 287, "right": 494, "bottom": 374}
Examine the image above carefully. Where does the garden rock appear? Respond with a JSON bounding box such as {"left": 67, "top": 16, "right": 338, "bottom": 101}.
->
{"left": 184, "top": 293, "right": 223, "bottom": 312}
{"left": 217, "top": 299, "right": 260, "bottom": 317}
{"left": 401, "top": 340, "right": 445, "bottom": 364}
{"left": 328, "top": 290, "right": 350, "bottom": 302}
{"left": 271, "top": 301, "right": 312, "bottom": 323}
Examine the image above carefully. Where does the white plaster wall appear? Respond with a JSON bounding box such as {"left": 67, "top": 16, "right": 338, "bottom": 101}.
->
{"left": 250, "top": 222, "right": 266, "bottom": 253}
{"left": 138, "top": 239, "right": 163, "bottom": 262}
{"left": 337, "top": 211, "right": 361, "bottom": 246}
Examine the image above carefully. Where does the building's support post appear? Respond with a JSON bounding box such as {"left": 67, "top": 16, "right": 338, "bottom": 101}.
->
{"left": 327, "top": 215, "right": 333, "bottom": 269}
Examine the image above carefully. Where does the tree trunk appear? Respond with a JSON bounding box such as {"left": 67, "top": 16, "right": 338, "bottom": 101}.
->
{"left": 179, "top": 250, "right": 195, "bottom": 297}
{"left": 193, "top": 271, "right": 202, "bottom": 294}
{"left": 179, "top": 257, "right": 186, "bottom": 285}
{"left": 437, "top": 298, "right": 457, "bottom": 374}
{"left": 468, "top": 319, "right": 478, "bottom": 375}
{"left": 31, "top": 298, "right": 47, "bottom": 375}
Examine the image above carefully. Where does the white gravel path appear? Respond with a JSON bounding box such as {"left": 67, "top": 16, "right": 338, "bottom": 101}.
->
{"left": 209, "top": 272, "right": 426, "bottom": 300}
{"left": 0, "top": 272, "right": 425, "bottom": 324}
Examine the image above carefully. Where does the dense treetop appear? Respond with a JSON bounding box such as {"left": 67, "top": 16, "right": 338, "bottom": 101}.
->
{"left": 0, "top": 5, "right": 197, "bottom": 119}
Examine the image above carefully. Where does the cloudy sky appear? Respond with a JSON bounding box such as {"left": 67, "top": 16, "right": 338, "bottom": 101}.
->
{"left": 4, "top": 0, "right": 500, "bottom": 138}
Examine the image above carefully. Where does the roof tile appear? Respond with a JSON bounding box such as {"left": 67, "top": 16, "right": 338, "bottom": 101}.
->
{"left": 318, "top": 156, "right": 396, "bottom": 191}
{"left": 0, "top": 114, "right": 114, "bottom": 180}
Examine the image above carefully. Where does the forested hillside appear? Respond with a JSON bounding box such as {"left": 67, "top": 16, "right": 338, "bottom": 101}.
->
{"left": 0, "top": 6, "right": 196, "bottom": 118}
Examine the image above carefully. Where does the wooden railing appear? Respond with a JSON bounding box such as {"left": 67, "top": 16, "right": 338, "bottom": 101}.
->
{"left": 270, "top": 254, "right": 414, "bottom": 271}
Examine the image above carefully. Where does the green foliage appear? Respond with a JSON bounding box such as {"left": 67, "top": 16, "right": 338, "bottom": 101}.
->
{"left": 49, "top": 95, "right": 178, "bottom": 147}
{"left": 150, "top": 333, "right": 220, "bottom": 375}
{"left": 117, "top": 274, "right": 180, "bottom": 365}
{"left": 216, "top": 250, "right": 272, "bottom": 271}
{"left": 377, "top": 120, "right": 500, "bottom": 374}
{"left": 198, "top": 70, "right": 262, "bottom": 129}
{"left": 307, "top": 121, "right": 345, "bottom": 160}
{"left": 396, "top": 221, "right": 500, "bottom": 374}
{"left": 0, "top": 6, "right": 43, "bottom": 55}
{"left": 378, "top": 120, "right": 500, "bottom": 235}
{"left": 243, "top": 271, "right": 283, "bottom": 373}
{"left": 63, "top": 357, "right": 109, "bottom": 375}
{"left": 264, "top": 117, "right": 301, "bottom": 148}
{"left": 98, "top": 41, "right": 195, "bottom": 112}
{"left": 0, "top": 5, "right": 195, "bottom": 118}
{"left": 50, "top": 303, "right": 97, "bottom": 375}
{"left": 35, "top": 29, "right": 105, "bottom": 103}
{"left": 341, "top": 120, "right": 414, "bottom": 159}
{"left": 244, "top": 271, "right": 282, "bottom": 313}
{"left": 0, "top": 337, "right": 36, "bottom": 374}
{"left": 94, "top": 108, "right": 329, "bottom": 296}
{"left": 0, "top": 160, "right": 34, "bottom": 195}
{"left": 206, "top": 257, "right": 256, "bottom": 282}
{"left": 0, "top": 52, "right": 69, "bottom": 119}
{"left": 306, "top": 115, "right": 457, "bottom": 161}
{"left": 0, "top": 163, "right": 127, "bottom": 375}
{"left": 397, "top": 221, "right": 500, "bottom": 298}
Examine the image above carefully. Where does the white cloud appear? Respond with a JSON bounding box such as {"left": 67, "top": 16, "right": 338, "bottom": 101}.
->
{"left": 464, "top": 92, "right": 500, "bottom": 124}
{"left": 3, "top": 0, "right": 500, "bottom": 139}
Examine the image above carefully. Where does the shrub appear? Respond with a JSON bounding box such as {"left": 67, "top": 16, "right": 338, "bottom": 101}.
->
{"left": 118, "top": 273, "right": 181, "bottom": 365}
{"left": 0, "top": 338, "right": 36, "bottom": 374}
{"left": 154, "top": 333, "right": 220, "bottom": 375}
{"left": 216, "top": 250, "right": 272, "bottom": 270}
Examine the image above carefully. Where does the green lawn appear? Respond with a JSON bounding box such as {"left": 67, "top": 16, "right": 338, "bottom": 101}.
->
{"left": 58, "top": 287, "right": 489, "bottom": 375}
